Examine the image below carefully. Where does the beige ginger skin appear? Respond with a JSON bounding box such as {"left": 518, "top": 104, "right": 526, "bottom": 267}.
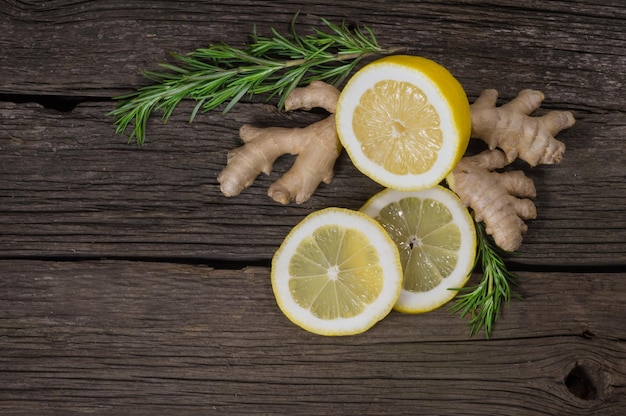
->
{"left": 217, "top": 81, "right": 341, "bottom": 204}
{"left": 447, "top": 89, "right": 575, "bottom": 251}
{"left": 469, "top": 89, "right": 576, "bottom": 166}
{"left": 446, "top": 149, "right": 538, "bottom": 252}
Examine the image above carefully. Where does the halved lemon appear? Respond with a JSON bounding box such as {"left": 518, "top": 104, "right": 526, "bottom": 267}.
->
{"left": 361, "top": 185, "right": 476, "bottom": 313}
{"left": 336, "top": 55, "right": 471, "bottom": 191}
{"left": 271, "top": 207, "right": 403, "bottom": 335}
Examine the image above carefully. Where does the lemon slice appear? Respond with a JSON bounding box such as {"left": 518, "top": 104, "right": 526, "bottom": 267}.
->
{"left": 361, "top": 185, "right": 476, "bottom": 313}
{"left": 271, "top": 207, "right": 403, "bottom": 335}
{"left": 336, "top": 55, "right": 471, "bottom": 191}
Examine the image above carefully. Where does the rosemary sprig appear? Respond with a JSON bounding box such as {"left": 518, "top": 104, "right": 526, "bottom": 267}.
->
{"left": 450, "top": 221, "right": 521, "bottom": 338}
{"left": 109, "top": 14, "right": 405, "bottom": 144}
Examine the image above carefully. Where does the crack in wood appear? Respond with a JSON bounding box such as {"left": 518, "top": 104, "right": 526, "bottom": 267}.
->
{"left": 0, "top": 93, "right": 106, "bottom": 112}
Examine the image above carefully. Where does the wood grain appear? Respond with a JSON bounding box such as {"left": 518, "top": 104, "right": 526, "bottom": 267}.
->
{"left": 0, "top": 0, "right": 623, "bottom": 110}
{"left": 1, "top": 100, "right": 624, "bottom": 265}
{"left": 0, "top": 260, "right": 624, "bottom": 415}
{"left": 1, "top": 1, "right": 625, "bottom": 414}
{"left": 1, "top": 1, "right": 624, "bottom": 266}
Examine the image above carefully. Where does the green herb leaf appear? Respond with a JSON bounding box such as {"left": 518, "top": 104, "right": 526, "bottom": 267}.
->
{"left": 450, "top": 220, "right": 521, "bottom": 338}
{"left": 109, "top": 14, "right": 405, "bottom": 144}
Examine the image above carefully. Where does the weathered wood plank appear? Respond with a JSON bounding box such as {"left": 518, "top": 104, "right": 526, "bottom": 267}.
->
{"left": 0, "top": 260, "right": 624, "bottom": 415}
{"left": 0, "top": 0, "right": 624, "bottom": 111}
{"left": 2, "top": 0, "right": 625, "bottom": 266}
{"left": 1, "top": 100, "right": 624, "bottom": 265}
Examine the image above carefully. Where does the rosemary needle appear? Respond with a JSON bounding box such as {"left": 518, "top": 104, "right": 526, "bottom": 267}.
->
{"left": 450, "top": 221, "right": 521, "bottom": 338}
{"left": 109, "top": 14, "right": 405, "bottom": 145}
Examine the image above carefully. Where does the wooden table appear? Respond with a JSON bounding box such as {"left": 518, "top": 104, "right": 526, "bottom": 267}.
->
{"left": 1, "top": 1, "right": 625, "bottom": 414}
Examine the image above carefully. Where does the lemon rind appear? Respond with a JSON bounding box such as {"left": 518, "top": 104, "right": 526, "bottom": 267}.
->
{"left": 361, "top": 186, "right": 477, "bottom": 314}
{"left": 336, "top": 56, "right": 471, "bottom": 191}
{"left": 271, "top": 207, "right": 403, "bottom": 336}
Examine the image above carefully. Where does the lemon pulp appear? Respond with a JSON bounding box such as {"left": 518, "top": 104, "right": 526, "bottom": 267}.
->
{"left": 375, "top": 196, "right": 461, "bottom": 292}
{"left": 288, "top": 225, "right": 384, "bottom": 320}
{"left": 354, "top": 80, "right": 443, "bottom": 175}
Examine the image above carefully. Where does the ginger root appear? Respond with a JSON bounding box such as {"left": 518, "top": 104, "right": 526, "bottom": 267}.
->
{"left": 447, "top": 149, "right": 537, "bottom": 252}
{"left": 448, "top": 89, "right": 575, "bottom": 251}
{"left": 217, "top": 81, "right": 341, "bottom": 204}
{"left": 470, "top": 89, "right": 575, "bottom": 166}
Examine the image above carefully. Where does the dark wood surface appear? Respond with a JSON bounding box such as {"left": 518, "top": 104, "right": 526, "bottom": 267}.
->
{"left": 1, "top": 1, "right": 625, "bottom": 414}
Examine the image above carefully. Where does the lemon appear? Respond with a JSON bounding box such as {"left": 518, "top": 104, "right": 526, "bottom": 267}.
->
{"left": 361, "top": 185, "right": 476, "bottom": 313}
{"left": 271, "top": 207, "right": 403, "bottom": 335}
{"left": 336, "top": 55, "right": 471, "bottom": 191}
